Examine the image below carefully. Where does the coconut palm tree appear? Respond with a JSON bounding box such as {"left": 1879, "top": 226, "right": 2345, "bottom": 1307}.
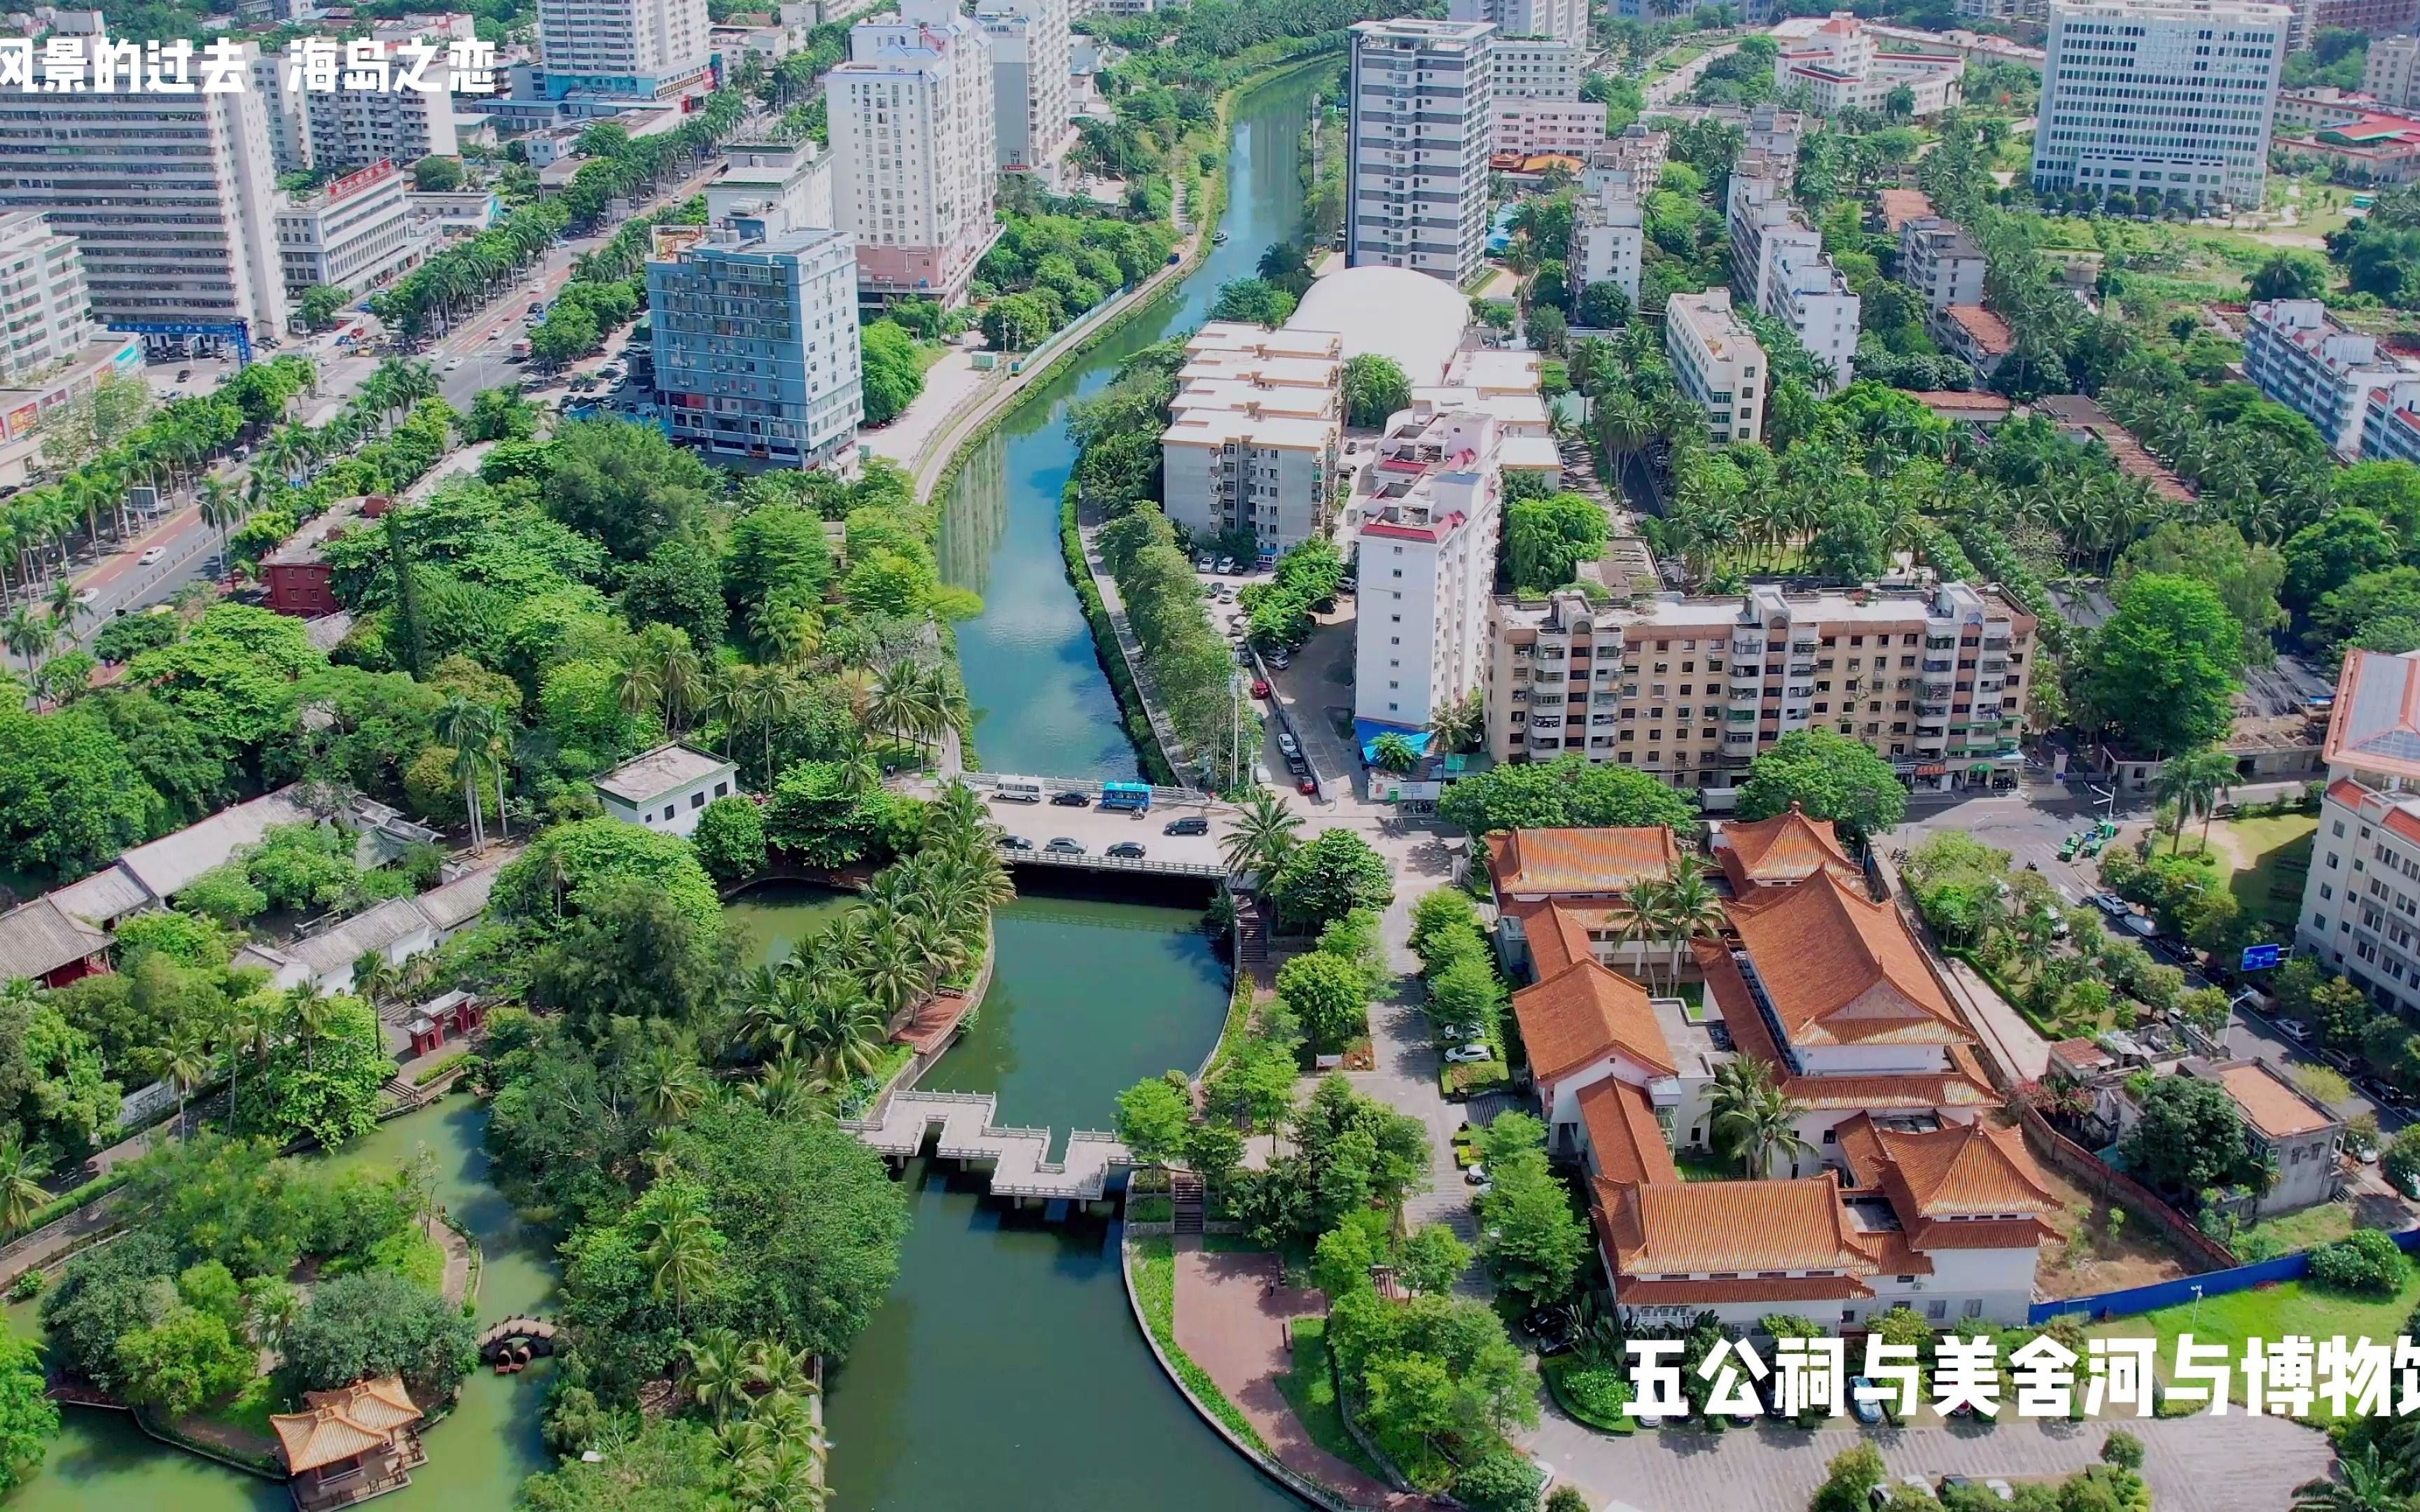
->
{"left": 632, "top": 1046, "right": 711, "bottom": 1126}
{"left": 1656, "top": 856, "right": 1728, "bottom": 985}
{"left": 244, "top": 1279, "right": 300, "bottom": 1353}
{"left": 1620, "top": 877, "right": 1674, "bottom": 995}
{"left": 641, "top": 1181, "right": 721, "bottom": 1327}
{"left": 1370, "top": 732, "right": 1419, "bottom": 773}
{"left": 0, "top": 1139, "right": 48, "bottom": 1231}
{"left": 1708, "top": 1057, "right": 1814, "bottom": 1178}
{"left": 2154, "top": 745, "right": 2239, "bottom": 855}
{"left": 435, "top": 696, "right": 499, "bottom": 851}
{"left": 683, "top": 1328, "right": 749, "bottom": 1423}
{"left": 0, "top": 604, "right": 51, "bottom": 673}
{"left": 160, "top": 1018, "right": 214, "bottom": 1131}
{"left": 1221, "top": 790, "right": 1301, "bottom": 878}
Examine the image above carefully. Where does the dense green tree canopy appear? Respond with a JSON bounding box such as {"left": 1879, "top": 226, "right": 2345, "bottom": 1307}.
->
{"left": 1737, "top": 729, "right": 1909, "bottom": 844}
{"left": 2073, "top": 573, "right": 2241, "bottom": 757}
{"left": 1438, "top": 753, "right": 1697, "bottom": 836}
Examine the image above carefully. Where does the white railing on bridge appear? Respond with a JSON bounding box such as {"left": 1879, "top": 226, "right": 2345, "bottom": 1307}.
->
{"left": 1001, "top": 846, "right": 1227, "bottom": 881}
{"left": 843, "top": 1090, "right": 1134, "bottom": 1201}
{"left": 960, "top": 771, "right": 1214, "bottom": 806}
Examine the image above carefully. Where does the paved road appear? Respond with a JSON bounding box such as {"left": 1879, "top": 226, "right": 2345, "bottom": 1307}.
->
{"left": 1528, "top": 1403, "right": 2333, "bottom": 1512}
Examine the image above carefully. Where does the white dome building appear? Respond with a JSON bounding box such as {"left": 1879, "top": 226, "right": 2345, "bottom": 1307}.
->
{"left": 1288, "top": 265, "right": 1470, "bottom": 384}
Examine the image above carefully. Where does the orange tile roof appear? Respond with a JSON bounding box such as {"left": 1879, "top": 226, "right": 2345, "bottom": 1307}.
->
{"left": 1505, "top": 897, "right": 1603, "bottom": 979}
{"left": 2215, "top": 1060, "right": 2337, "bottom": 1140}
{"left": 1719, "top": 804, "right": 1862, "bottom": 891}
{"left": 1946, "top": 304, "right": 2013, "bottom": 356}
{"left": 272, "top": 1377, "right": 421, "bottom": 1475}
{"left": 1489, "top": 827, "right": 1682, "bottom": 897}
{"left": 1594, "top": 1170, "right": 1878, "bottom": 1278}
{"left": 1604, "top": 1273, "right": 1871, "bottom": 1305}
{"left": 1876, "top": 187, "right": 1935, "bottom": 231}
{"left": 1727, "top": 872, "right": 1969, "bottom": 1046}
{"left": 1836, "top": 1113, "right": 2055, "bottom": 1252}
{"left": 1513, "top": 955, "right": 1676, "bottom": 1082}
{"left": 1695, "top": 940, "right": 1996, "bottom": 1110}
{"left": 1579, "top": 1077, "right": 1678, "bottom": 1186}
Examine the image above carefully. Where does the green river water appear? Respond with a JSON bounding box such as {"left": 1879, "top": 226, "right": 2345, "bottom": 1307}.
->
{"left": 7, "top": 62, "right": 1326, "bottom": 1511}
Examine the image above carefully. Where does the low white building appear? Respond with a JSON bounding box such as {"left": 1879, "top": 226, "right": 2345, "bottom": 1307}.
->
{"left": 2297, "top": 648, "right": 2420, "bottom": 1020}
{"left": 1569, "top": 181, "right": 1643, "bottom": 303}
{"left": 273, "top": 160, "right": 431, "bottom": 301}
{"left": 1158, "top": 323, "right": 1344, "bottom": 552}
{"left": 594, "top": 743, "right": 742, "bottom": 836}
{"left": 1666, "top": 288, "right": 1765, "bottom": 445}
{"left": 2244, "top": 297, "right": 2420, "bottom": 458}
{"left": 1772, "top": 12, "right": 1966, "bottom": 116}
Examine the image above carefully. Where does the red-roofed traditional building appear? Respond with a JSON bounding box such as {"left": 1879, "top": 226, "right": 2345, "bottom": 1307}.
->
{"left": 1710, "top": 804, "right": 1863, "bottom": 897}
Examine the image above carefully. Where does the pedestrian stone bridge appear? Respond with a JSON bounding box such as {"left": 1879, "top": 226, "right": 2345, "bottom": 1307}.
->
{"left": 842, "top": 1091, "right": 1133, "bottom": 1201}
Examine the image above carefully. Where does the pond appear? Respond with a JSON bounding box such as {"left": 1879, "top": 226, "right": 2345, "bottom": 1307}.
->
{"left": 7, "top": 1098, "right": 556, "bottom": 1512}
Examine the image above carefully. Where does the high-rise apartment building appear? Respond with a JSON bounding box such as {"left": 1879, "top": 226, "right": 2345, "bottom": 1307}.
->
{"left": 976, "top": 0, "right": 1074, "bottom": 176}
{"left": 707, "top": 141, "right": 835, "bottom": 237}
{"left": 2286, "top": 0, "right": 2416, "bottom": 48}
{"left": 1159, "top": 323, "right": 1344, "bottom": 553}
{"left": 1347, "top": 18, "right": 1495, "bottom": 288}
{"left": 537, "top": 0, "right": 713, "bottom": 100}
{"left": 273, "top": 160, "right": 431, "bottom": 300}
{"left": 1483, "top": 581, "right": 2037, "bottom": 797}
{"left": 1666, "top": 288, "right": 1765, "bottom": 445}
{"left": 830, "top": 0, "right": 998, "bottom": 307}
{"left": 1491, "top": 37, "right": 1585, "bottom": 97}
{"left": 1724, "top": 152, "right": 1859, "bottom": 391}
{"left": 0, "top": 213, "right": 95, "bottom": 385}
{"left": 307, "top": 79, "right": 460, "bottom": 173}
{"left": 647, "top": 223, "right": 865, "bottom": 465}
{"left": 1896, "top": 215, "right": 1987, "bottom": 314}
{"left": 1449, "top": 0, "right": 1583, "bottom": 48}
{"left": 2031, "top": 0, "right": 2288, "bottom": 211}
{"left": 0, "top": 14, "right": 288, "bottom": 342}
{"left": 1353, "top": 408, "right": 1505, "bottom": 730}
{"left": 2366, "top": 34, "right": 2420, "bottom": 111}
{"left": 2294, "top": 649, "right": 2420, "bottom": 1008}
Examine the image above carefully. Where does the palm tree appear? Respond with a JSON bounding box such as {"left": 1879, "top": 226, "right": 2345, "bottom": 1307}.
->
{"left": 633, "top": 1046, "right": 712, "bottom": 1126}
{"left": 0, "top": 604, "right": 53, "bottom": 672}
{"left": 435, "top": 696, "right": 499, "bottom": 851}
{"left": 1656, "top": 857, "right": 1728, "bottom": 985}
{"left": 1220, "top": 790, "right": 1301, "bottom": 878}
{"left": 1620, "top": 878, "right": 1674, "bottom": 995}
{"left": 244, "top": 1280, "right": 300, "bottom": 1353}
{"left": 640, "top": 1181, "right": 722, "bottom": 1327}
{"left": 2153, "top": 746, "right": 2239, "bottom": 854}
{"left": 160, "top": 1018, "right": 214, "bottom": 1131}
{"left": 1706, "top": 1056, "right": 1812, "bottom": 1177}
{"left": 683, "top": 1328, "right": 749, "bottom": 1423}
{"left": 1370, "top": 732, "right": 1419, "bottom": 773}
{"left": 2291, "top": 1446, "right": 2408, "bottom": 1512}
{"left": 44, "top": 576, "right": 90, "bottom": 640}
{"left": 0, "top": 1139, "right": 48, "bottom": 1231}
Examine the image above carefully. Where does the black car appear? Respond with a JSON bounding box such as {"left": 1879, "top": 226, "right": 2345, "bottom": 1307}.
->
{"left": 1106, "top": 841, "right": 1147, "bottom": 860}
{"left": 1050, "top": 790, "right": 1091, "bottom": 807}
{"left": 1164, "top": 816, "right": 1210, "bottom": 836}
{"left": 1000, "top": 835, "right": 1034, "bottom": 851}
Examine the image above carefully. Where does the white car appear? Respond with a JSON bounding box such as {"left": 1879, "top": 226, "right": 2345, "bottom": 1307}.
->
{"left": 443, "top": 358, "right": 464, "bottom": 371}
{"left": 1463, "top": 1163, "right": 1489, "bottom": 1186}
{"left": 73, "top": 587, "right": 97, "bottom": 606}
{"left": 1443, "top": 1043, "right": 1493, "bottom": 1064}
{"left": 137, "top": 546, "right": 165, "bottom": 566}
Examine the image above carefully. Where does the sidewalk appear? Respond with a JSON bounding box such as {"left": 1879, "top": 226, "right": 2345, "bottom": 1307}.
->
{"left": 1170, "top": 1239, "right": 1424, "bottom": 1511}
{"left": 861, "top": 346, "right": 996, "bottom": 471}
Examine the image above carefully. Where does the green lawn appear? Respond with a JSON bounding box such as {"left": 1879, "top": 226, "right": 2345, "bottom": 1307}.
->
{"left": 2230, "top": 1204, "right": 2356, "bottom": 1259}
{"left": 2087, "top": 1268, "right": 2420, "bottom": 1416}
{"left": 1674, "top": 1149, "right": 1738, "bottom": 1182}
{"left": 2213, "top": 812, "right": 2317, "bottom": 933}
{"left": 1277, "top": 1315, "right": 1388, "bottom": 1480}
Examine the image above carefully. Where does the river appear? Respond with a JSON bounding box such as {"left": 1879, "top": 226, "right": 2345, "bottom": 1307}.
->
{"left": 4, "top": 60, "right": 1326, "bottom": 1512}
{"left": 938, "top": 64, "right": 1327, "bottom": 781}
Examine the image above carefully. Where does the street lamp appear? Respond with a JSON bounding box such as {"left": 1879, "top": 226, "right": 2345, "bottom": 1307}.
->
{"left": 2188, "top": 1282, "right": 2204, "bottom": 1331}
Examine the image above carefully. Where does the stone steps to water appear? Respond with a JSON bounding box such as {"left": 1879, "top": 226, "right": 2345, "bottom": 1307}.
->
{"left": 842, "top": 1091, "right": 1132, "bottom": 1200}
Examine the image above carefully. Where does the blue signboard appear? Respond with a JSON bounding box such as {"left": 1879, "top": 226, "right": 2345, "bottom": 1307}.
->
{"left": 2241, "top": 944, "right": 2284, "bottom": 972}
{"left": 104, "top": 319, "right": 253, "bottom": 366}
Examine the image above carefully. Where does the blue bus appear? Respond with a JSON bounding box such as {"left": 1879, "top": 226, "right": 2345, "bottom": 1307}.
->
{"left": 1099, "top": 781, "right": 1152, "bottom": 813}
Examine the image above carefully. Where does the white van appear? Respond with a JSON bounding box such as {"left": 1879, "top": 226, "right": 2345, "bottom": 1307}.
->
{"left": 992, "top": 777, "right": 1045, "bottom": 804}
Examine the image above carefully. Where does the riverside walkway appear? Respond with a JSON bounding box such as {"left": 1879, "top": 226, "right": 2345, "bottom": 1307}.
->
{"left": 842, "top": 1091, "right": 1132, "bottom": 1200}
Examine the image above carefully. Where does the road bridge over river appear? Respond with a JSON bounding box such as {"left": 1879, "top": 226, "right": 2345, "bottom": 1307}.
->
{"left": 896, "top": 774, "right": 1242, "bottom": 879}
